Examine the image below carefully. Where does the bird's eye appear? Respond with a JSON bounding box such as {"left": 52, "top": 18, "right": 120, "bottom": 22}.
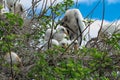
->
{"left": 61, "top": 28, "right": 65, "bottom": 32}
{"left": 67, "top": 30, "right": 69, "bottom": 34}
{"left": 14, "top": 3, "right": 16, "bottom": 7}
{"left": 61, "top": 43, "right": 66, "bottom": 47}
{"left": 5, "top": 23, "right": 9, "bottom": 26}
{"left": 9, "top": 8, "right": 12, "bottom": 11}
{"left": 20, "top": 6, "right": 23, "bottom": 12}
{"left": 61, "top": 16, "right": 68, "bottom": 25}
{"left": 64, "top": 16, "right": 68, "bottom": 21}
{"left": 10, "top": 5, "right": 13, "bottom": 7}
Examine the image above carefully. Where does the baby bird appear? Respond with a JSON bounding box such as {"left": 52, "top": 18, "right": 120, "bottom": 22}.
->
{"left": 0, "top": 8, "right": 8, "bottom": 14}
{"left": 44, "top": 28, "right": 56, "bottom": 41}
{"left": 61, "top": 9, "right": 86, "bottom": 46}
{"left": 59, "top": 38, "right": 68, "bottom": 48}
{"left": 6, "top": 0, "right": 24, "bottom": 16}
{"left": 73, "top": 40, "right": 79, "bottom": 51}
{"left": 67, "top": 39, "right": 79, "bottom": 51}
{"left": 4, "top": 51, "right": 23, "bottom": 67}
{"left": 43, "top": 39, "right": 59, "bottom": 50}
{"left": 6, "top": 0, "right": 18, "bottom": 12}
{"left": 53, "top": 25, "right": 68, "bottom": 42}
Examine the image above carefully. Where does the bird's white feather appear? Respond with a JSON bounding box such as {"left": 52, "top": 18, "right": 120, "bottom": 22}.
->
{"left": 61, "top": 9, "right": 86, "bottom": 46}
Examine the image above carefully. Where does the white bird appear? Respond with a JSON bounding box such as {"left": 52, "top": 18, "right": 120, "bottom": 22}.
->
{"left": 4, "top": 51, "right": 23, "bottom": 67}
{"left": 6, "top": 0, "right": 24, "bottom": 15}
{"left": 0, "top": 0, "right": 6, "bottom": 6}
{"left": 102, "top": 24, "right": 120, "bottom": 34}
{"left": 53, "top": 25, "right": 68, "bottom": 42}
{"left": 44, "top": 28, "right": 56, "bottom": 41}
{"left": 14, "top": 2, "right": 24, "bottom": 15}
{"left": 49, "top": 39, "right": 59, "bottom": 46}
{"left": 73, "top": 40, "right": 79, "bottom": 50}
{"left": 0, "top": 0, "right": 3, "bottom": 5}
{"left": 43, "top": 39, "right": 59, "bottom": 50}
{"left": 59, "top": 38, "right": 68, "bottom": 48}
{"left": 0, "top": 0, "right": 7, "bottom": 14}
{"left": 67, "top": 39, "right": 79, "bottom": 51}
{"left": 6, "top": 0, "right": 18, "bottom": 11}
{"left": 59, "top": 38, "right": 79, "bottom": 51}
{"left": 61, "top": 9, "right": 86, "bottom": 46}
{"left": 0, "top": 8, "right": 8, "bottom": 14}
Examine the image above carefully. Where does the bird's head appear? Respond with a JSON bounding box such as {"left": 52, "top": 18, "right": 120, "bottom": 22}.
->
{"left": 4, "top": 51, "right": 23, "bottom": 67}
{"left": 14, "top": 2, "right": 24, "bottom": 14}
{"left": 61, "top": 9, "right": 86, "bottom": 46}
{"left": 57, "top": 26, "right": 68, "bottom": 35}
{"left": 59, "top": 39, "right": 68, "bottom": 48}
{"left": 73, "top": 40, "right": 79, "bottom": 50}
{"left": 6, "top": 0, "right": 24, "bottom": 15}
{"left": 60, "top": 9, "right": 80, "bottom": 36}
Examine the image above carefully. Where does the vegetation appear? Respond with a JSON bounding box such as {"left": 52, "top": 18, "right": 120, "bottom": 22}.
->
{"left": 0, "top": 0, "right": 120, "bottom": 80}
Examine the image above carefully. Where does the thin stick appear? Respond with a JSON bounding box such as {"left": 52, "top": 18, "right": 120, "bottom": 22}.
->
{"left": 97, "top": 0, "right": 105, "bottom": 38}
{"left": 85, "top": 0, "right": 101, "bottom": 19}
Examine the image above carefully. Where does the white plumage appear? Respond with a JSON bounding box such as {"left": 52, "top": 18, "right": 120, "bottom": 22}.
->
{"left": 0, "top": 0, "right": 3, "bottom": 5}
{"left": 0, "top": 0, "right": 4, "bottom": 8}
{"left": 0, "top": 8, "right": 8, "bottom": 14}
{"left": 44, "top": 25, "right": 68, "bottom": 42}
{"left": 4, "top": 51, "right": 22, "bottom": 67}
{"left": 102, "top": 24, "right": 120, "bottom": 34}
{"left": 54, "top": 25, "right": 68, "bottom": 41}
{"left": 44, "top": 26, "right": 68, "bottom": 50}
{"left": 50, "top": 39, "right": 59, "bottom": 46}
{"left": 73, "top": 40, "right": 79, "bottom": 50}
{"left": 0, "top": 0, "right": 7, "bottom": 14}
{"left": 61, "top": 9, "right": 86, "bottom": 46}
{"left": 67, "top": 39, "right": 79, "bottom": 50}
{"left": 6, "top": 0, "right": 24, "bottom": 15}
{"left": 43, "top": 39, "right": 59, "bottom": 50}
{"left": 59, "top": 38, "right": 79, "bottom": 50}
{"left": 14, "top": 2, "right": 24, "bottom": 14}
{"left": 6, "top": 0, "right": 17, "bottom": 11}
{"left": 59, "top": 38, "right": 68, "bottom": 48}
{"left": 44, "top": 28, "right": 56, "bottom": 41}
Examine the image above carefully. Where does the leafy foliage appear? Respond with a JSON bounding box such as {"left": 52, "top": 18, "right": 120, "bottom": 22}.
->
{"left": 0, "top": 0, "right": 120, "bottom": 80}
{"left": 0, "top": 13, "right": 23, "bottom": 52}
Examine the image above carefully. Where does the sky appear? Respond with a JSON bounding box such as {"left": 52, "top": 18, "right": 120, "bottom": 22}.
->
{"left": 19, "top": 0, "right": 120, "bottom": 39}
{"left": 14, "top": 0, "right": 120, "bottom": 47}
{"left": 20, "top": 0, "right": 120, "bottom": 22}
{"left": 77, "top": 0, "right": 120, "bottom": 21}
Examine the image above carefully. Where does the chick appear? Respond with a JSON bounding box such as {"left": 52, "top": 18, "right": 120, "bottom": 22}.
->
{"left": 43, "top": 39, "right": 59, "bottom": 50}
{"left": 61, "top": 9, "right": 86, "bottom": 46}
{"left": 44, "top": 28, "right": 56, "bottom": 41}
{"left": 73, "top": 40, "right": 79, "bottom": 51}
{"left": 4, "top": 51, "right": 23, "bottom": 67}
{"left": 53, "top": 25, "right": 68, "bottom": 42}
{"left": 6, "top": 0, "right": 24, "bottom": 16}
{"left": 59, "top": 38, "right": 68, "bottom": 48}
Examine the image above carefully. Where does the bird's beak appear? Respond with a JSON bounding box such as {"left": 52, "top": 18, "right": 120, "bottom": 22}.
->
{"left": 74, "top": 40, "right": 79, "bottom": 50}
{"left": 64, "top": 29, "right": 68, "bottom": 36}
{"left": 82, "top": 20, "right": 87, "bottom": 23}
{"left": 60, "top": 21, "right": 64, "bottom": 26}
{"left": 61, "top": 43, "right": 67, "bottom": 48}
{"left": 60, "top": 16, "right": 67, "bottom": 26}
{"left": 74, "top": 44, "right": 79, "bottom": 51}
